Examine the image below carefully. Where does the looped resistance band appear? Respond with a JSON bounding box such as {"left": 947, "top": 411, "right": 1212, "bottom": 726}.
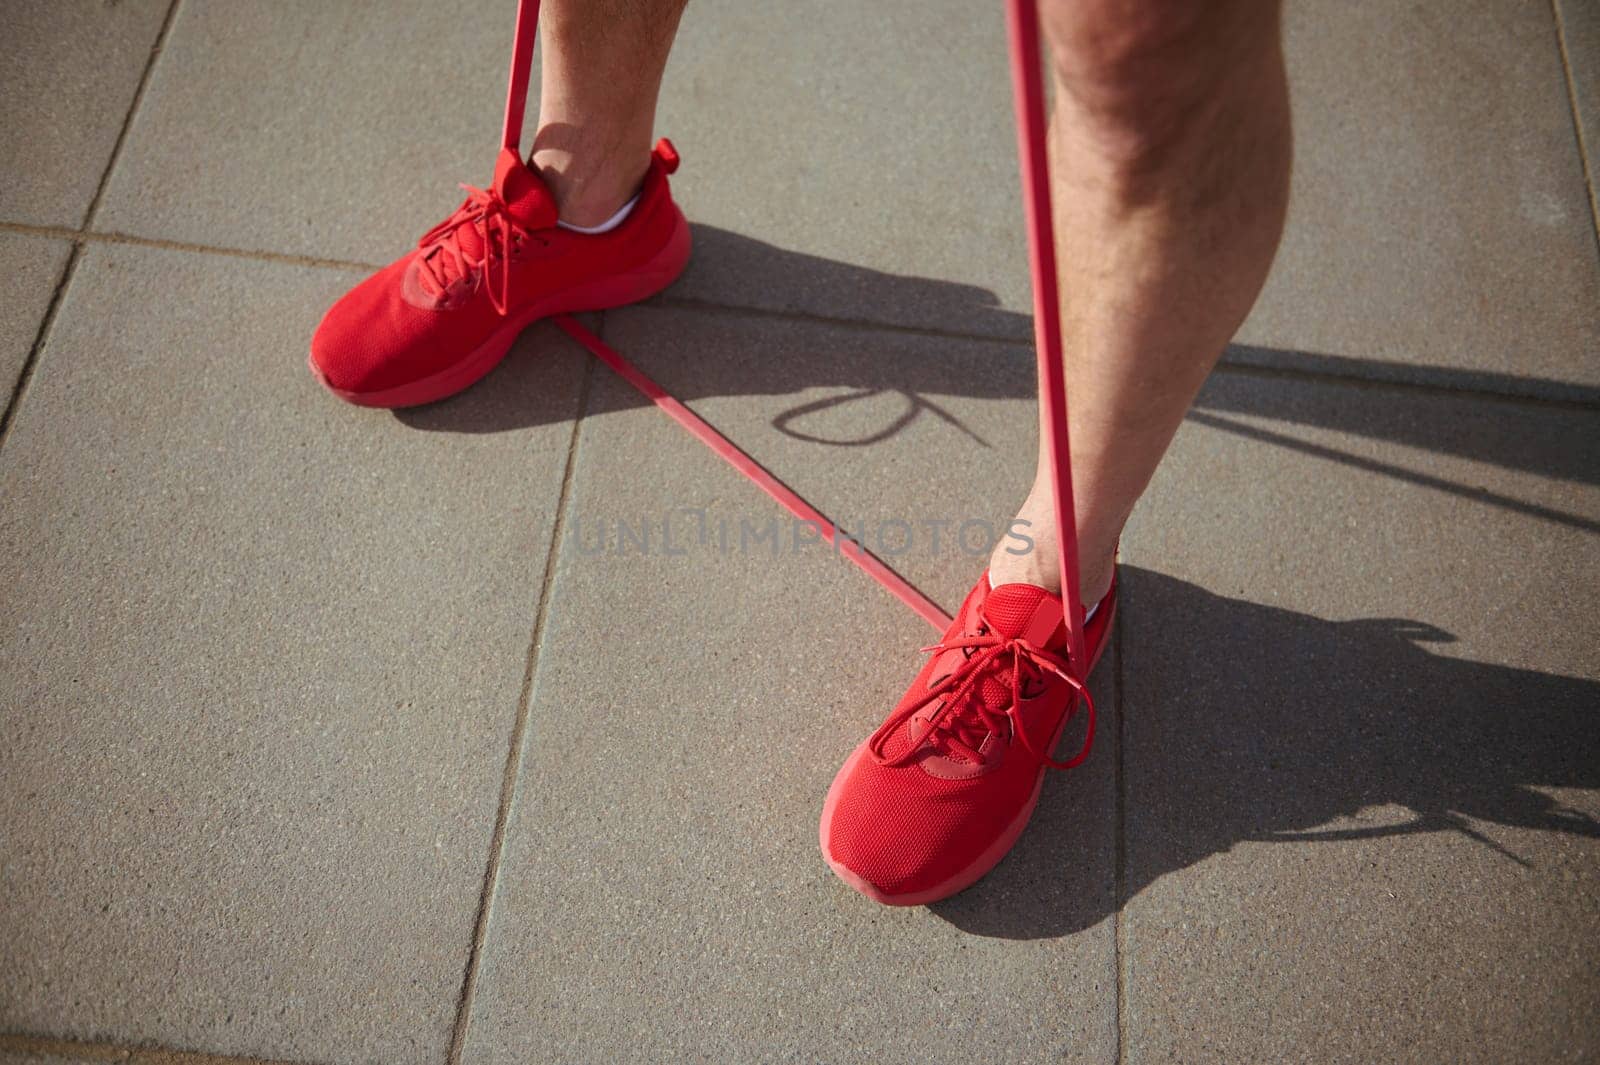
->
{"left": 501, "top": 0, "right": 1087, "bottom": 670}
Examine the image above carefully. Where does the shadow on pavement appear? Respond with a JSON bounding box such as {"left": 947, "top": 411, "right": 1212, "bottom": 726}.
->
{"left": 932, "top": 566, "right": 1600, "bottom": 939}
{"left": 397, "top": 225, "right": 1600, "bottom": 502}
{"left": 390, "top": 227, "right": 1598, "bottom": 939}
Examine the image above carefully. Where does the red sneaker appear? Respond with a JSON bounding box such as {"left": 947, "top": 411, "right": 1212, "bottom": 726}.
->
{"left": 309, "top": 139, "right": 690, "bottom": 407}
{"left": 819, "top": 569, "right": 1116, "bottom": 905}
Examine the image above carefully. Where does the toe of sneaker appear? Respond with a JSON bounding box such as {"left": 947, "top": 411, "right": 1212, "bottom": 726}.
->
{"left": 819, "top": 747, "right": 1014, "bottom": 905}
{"left": 310, "top": 285, "right": 386, "bottom": 395}
{"left": 309, "top": 257, "right": 444, "bottom": 397}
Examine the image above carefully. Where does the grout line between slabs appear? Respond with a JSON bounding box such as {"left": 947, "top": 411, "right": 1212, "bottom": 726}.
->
{"left": 654, "top": 295, "right": 1600, "bottom": 412}
{"left": 444, "top": 338, "right": 598, "bottom": 1065}
{"left": 1112, "top": 603, "right": 1130, "bottom": 1065}
{"left": 0, "top": 234, "right": 1593, "bottom": 416}
{"left": 0, "top": 243, "right": 81, "bottom": 450}
{"left": 0, "top": 221, "right": 374, "bottom": 273}
{"left": 0, "top": 1031, "right": 315, "bottom": 1065}
{"left": 1549, "top": 0, "right": 1600, "bottom": 257}
{"left": 653, "top": 293, "right": 1037, "bottom": 349}
{"left": 80, "top": 0, "right": 182, "bottom": 231}
{"left": 0, "top": 0, "right": 180, "bottom": 452}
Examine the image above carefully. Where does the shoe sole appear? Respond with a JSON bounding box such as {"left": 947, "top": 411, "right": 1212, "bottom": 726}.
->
{"left": 308, "top": 212, "right": 693, "bottom": 409}
{"left": 818, "top": 592, "right": 1117, "bottom": 907}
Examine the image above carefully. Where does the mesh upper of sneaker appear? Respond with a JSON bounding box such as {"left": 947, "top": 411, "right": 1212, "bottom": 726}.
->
{"left": 825, "top": 575, "right": 1109, "bottom": 897}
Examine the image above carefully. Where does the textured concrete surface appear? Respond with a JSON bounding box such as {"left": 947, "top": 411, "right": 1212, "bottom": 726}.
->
{"left": 601, "top": 303, "right": 1038, "bottom": 608}
{"left": 2, "top": 0, "right": 1598, "bottom": 1061}
{"left": 658, "top": 0, "right": 1029, "bottom": 340}
{"left": 0, "top": 244, "right": 586, "bottom": 1064}
{"left": 1235, "top": 0, "right": 1600, "bottom": 399}
{"left": 88, "top": 0, "right": 1599, "bottom": 398}
{"left": 0, "top": 0, "right": 170, "bottom": 228}
{"left": 0, "top": 234, "right": 71, "bottom": 406}
{"left": 669, "top": 0, "right": 1600, "bottom": 396}
{"left": 1119, "top": 373, "right": 1600, "bottom": 1064}
{"left": 95, "top": 0, "right": 522, "bottom": 262}
{"left": 458, "top": 365, "right": 1119, "bottom": 1063}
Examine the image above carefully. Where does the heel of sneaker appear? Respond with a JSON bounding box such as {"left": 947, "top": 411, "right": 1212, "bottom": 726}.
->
{"left": 561, "top": 210, "right": 692, "bottom": 312}
{"left": 636, "top": 209, "right": 692, "bottom": 292}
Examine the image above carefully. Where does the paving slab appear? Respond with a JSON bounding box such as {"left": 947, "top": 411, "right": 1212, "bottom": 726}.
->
{"left": 657, "top": 0, "right": 1028, "bottom": 341}
{"left": 0, "top": 244, "right": 587, "bottom": 1064}
{"left": 459, "top": 356, "right": 1118, "bottom": 1064}
{"left": 0, "top": 0, "right": 170, "bottom": 228}
{"left": 0, "top": 234, "right": 72, "bottom": 407}
{"left": 1235, "top": 0, "right": 1600, "bottom": 399}
{"left": 663, "top": 0, "right": 1600, "bottom": 394}
{"left": 93, "top": 0, "right": 1028, "bottom": 332}
{"left": 598, "top": 303, "right": 1038, "bottom": 610}
{"left": 95, "top": 0, "right": 522, "bottom": 262}
{"left": 91, "top": 0, "right": 1598, "bottom": 396}
{"left": 1119, "top": 372, "right": 1600, "bottom": 1064}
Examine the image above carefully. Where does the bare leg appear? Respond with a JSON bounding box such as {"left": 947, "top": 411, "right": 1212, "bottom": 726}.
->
{"left": 530, "top": 0, "right": 690, "bottom": 226}
{"left": 988, "top": 0, "right": 1292, "bottom": 606}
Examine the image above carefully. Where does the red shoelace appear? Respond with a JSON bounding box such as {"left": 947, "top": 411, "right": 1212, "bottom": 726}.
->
{"left": 415, "top": 185, "right": 543, "bottom": 315}
{"left": 867, "top": 628, "right": 1095, "bottom": 770}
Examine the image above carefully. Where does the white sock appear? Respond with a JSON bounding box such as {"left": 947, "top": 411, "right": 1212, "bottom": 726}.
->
{"left": 556, "top": 193, "right": 639, "bottom": 235}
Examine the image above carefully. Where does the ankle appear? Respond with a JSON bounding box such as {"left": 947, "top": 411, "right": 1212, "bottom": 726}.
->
{"left": 987, "top": 514, "right": 1117, "bottom": 612}
{"left": 1078, "top": 560, "right": 1115, "bottom": 610}
{"left": 530, "top": 149, "right": 647, "bottom": 228}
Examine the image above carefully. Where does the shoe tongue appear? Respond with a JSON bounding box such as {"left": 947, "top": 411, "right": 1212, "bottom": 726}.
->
{"left": 981, "top": 581, "right": 1065, "bottom": 646}
{"left": 904, "top": 580, "right": 1066, "bottom": 765}
{"left": 444, "top": 149, "right": 559, "bottom": 266}
{"left": 491, "top": 147, "right": 559, "bottom": 230}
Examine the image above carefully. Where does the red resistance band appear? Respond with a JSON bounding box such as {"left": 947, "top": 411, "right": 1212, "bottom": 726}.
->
{"left": 508, "top": 0, "right": 1086, "bottom": 664}
{"left": 553, "top": 315, "right": 952, "bottom": 631}
{"left": 1002, "top": 0, "right": 1087, "bottom": 666}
